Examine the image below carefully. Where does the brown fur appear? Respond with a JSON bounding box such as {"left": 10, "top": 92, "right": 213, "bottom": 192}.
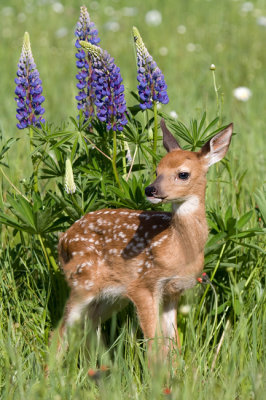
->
{"left": 57, "top": 120, "right": 233, "bottom": 355}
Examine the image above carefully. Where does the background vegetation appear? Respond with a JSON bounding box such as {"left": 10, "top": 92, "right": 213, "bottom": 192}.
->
{"left": 0, "top": 0, "right": 265, "bottom": 399}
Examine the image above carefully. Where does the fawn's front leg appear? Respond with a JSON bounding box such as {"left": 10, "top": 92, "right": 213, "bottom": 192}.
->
{"left": 160, "top": 295, "right": 181, "bottom": 354}
{"left": 127, "top": 286, "right": 159, "bottom": 351}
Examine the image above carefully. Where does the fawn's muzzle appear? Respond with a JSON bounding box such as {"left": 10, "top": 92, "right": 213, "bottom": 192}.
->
{"left": 145, "top": 186, "right": 157, "bottom": 197}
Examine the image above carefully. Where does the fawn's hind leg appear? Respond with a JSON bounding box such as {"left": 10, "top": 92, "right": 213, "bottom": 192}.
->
{"left": 57, "top": 291, "right": 94, "bottom": 352}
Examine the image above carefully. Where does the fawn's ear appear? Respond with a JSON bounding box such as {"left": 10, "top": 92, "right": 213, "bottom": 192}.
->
{"left": 161, "top": 119, "right": 181, "bottom": 152}
{"left": 200, "top": 123, "right": 233, "bottom": 167}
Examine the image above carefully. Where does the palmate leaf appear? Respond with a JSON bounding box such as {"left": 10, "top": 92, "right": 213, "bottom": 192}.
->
{"left": 0, "top": 212, "right": 36, "bottom": 234}
{"left": 7, "top": 194, "right": 36, "bottom": 230}
{"left": 1, "top": 194, "right": 67, "bottom": 235}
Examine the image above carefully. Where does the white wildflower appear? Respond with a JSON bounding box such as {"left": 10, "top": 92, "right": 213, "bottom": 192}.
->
{"left": 122, "top": 7, "right": 138, "bottom": 17}
{"left": 179, "top": 304, "right": 191, "bottom": 316}
{"left": 257, "top": 16, "right": 266, "bottom": 27}
{"left": 241, "top": 2, "right": 254, "bottom": 13}
{"left": 104, "top": 6, "right": 115, "bottom": 16}
{"left": 90, "top": 1, "right": 99, "bottom": 11}
{"left": 52, "top": 2, "right": 64, "bottom": 14}
{"left": 145, "top": 10, "right": 162, "bottom": 26}
{"left": 210, "top": 64, "right": 216, "bottom": 70}
{"left": 177, "top": 25, "right": 186, "bottom": 34}
{"left": 17, "top": 13, "right": 26, "bottom": 23}
{"left": 2, "top": 7, "right": 14, "bottom": 16}
{"left": 169, "top": 111, "right": 178, "bottom": 120}
{"left": 55, "top": 27, "right": 68, "bottom": 38}
{"left": 159, "top": 46, "right": 168, "bottom": 56}
{"left": 104, "top": 21, "right": 120, "bottom": 32}
{"left": 186, "top": 43, "right": 196, "bottom": 52}
{"left": 233, "top": 87, "right": 252, "bottom": 102}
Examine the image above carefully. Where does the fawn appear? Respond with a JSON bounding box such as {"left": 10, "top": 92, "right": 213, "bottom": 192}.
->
{"left": 58, "top": 119, "right": 233, "bottom": 353}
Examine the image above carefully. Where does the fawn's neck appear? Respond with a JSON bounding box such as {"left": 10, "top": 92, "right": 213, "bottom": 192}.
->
{"left": 171, "top": 195, "right": 208, "bottom": 255}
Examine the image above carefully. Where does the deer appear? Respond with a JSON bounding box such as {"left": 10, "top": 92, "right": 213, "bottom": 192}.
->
{"left": 57, "top": 119, "right": 233, "bottom": 355}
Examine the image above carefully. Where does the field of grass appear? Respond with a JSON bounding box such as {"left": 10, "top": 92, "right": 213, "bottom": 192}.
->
{"left": 0, "top": 0, "right": 265, "bottom": 399}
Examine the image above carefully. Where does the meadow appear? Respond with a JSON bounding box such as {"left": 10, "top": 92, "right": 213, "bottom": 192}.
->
{"left": 0, "top": 0, "right": 265, "bottom": 398}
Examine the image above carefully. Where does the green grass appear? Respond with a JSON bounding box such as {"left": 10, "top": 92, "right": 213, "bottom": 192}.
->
{"left": 0, "top": 0, "right": 265, "bottom": 399}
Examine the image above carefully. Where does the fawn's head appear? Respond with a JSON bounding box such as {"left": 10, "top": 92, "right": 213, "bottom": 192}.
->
{"left": 145, "top": 119, "right": 233, "bottom": 207}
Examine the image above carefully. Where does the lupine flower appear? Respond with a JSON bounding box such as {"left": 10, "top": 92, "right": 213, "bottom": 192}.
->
{"left": 64, "top": 158, "right": 76, "bottom": 194}
{"left": 75, "top": 6, "right": 100, "bottom": 122}
{"left": 80, "top": 41, "right": 127, "bottom": 131}
{"left": 15, "top": 32, "right": 45, "bottom": 129}
{"left": 132, "top": 27, "right": 169, "bottom": 110}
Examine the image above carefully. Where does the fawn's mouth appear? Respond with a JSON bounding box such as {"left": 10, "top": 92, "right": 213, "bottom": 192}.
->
{"left": 146, "top": 196, "right": 166, "bottom": 204}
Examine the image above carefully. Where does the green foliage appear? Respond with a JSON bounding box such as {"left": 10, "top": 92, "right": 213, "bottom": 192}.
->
{"left": 0, "top": 0, "right": 265, "bottom": 398}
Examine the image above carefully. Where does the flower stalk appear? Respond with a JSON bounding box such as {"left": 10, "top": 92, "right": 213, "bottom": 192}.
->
{"left": 112, "top": 130, "right": 122, "bottom": 189}
{"left": 152, "top": 101, "right": 158, "bottom": 171}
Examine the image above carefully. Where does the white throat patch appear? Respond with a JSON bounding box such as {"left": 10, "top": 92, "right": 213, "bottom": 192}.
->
{"left": 172, "top": 195, "right": 200, "bottom": 216}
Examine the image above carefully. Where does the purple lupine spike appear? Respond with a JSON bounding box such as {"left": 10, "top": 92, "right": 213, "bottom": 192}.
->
{"left": 133, "top": 27, "right": 169, "bottom": 110}
{"left": 80, "top": 41, "right": 127, "bottom": 131}
{"left": 15, "top": 32, "right": 45, "bottom": 129}
{"left": 75, "top": 6, "right": 100, "bottom": 122}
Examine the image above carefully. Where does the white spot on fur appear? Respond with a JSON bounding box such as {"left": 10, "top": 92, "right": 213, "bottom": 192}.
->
{"left": 72, "top": 251, "right": 85, "bottom": 256}
{"left": 84, "top": 280, "right": 94, "bottom": 290}
{"left": 118, "top": 232, "right": 126, "bottom": 239}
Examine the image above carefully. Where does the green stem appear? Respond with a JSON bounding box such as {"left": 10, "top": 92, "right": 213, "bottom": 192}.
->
{"left": 152, "top": 102, "right": 158, "bottom": 173}
{"left": 194, "top": 243, "right": 226, "bottom": 323}
{"left": 112, "top": 130, "right": 122, "bottom": 189}
{"left": 0, "top": 167, "right": 30, "bottom": 203}
{"left": 29, "top": 127, "right": 38, "bottom": 193}
{"left": 121, "top": 138, "right": 127, "bottom": 177}
{"left": 38, "top": 234, "right": 58, "bottom": 272}
{"left": 211, "top": 69, "right": 221, "bottom": 126}
{"left": 71, "top": 194, "right": 84, "bottom": 216}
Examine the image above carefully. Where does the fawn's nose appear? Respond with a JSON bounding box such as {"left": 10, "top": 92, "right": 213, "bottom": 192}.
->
{"left": 145, "top": 186, "right": 157, "bottom": 197}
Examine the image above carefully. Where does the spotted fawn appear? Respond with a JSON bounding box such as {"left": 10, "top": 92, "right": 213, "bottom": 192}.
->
{"left": 58, "top": 119, "right": 233, "bottom": 353}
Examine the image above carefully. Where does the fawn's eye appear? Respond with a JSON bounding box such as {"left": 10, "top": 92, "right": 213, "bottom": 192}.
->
{"left": 178, "top": 172, "right": 190, "bottom": 180}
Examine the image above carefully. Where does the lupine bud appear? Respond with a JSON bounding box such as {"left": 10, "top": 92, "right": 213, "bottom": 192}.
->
{"left": 80, "top": 41, "right": 127, "bottom": 131}
{"left": 15, "top": 32, "right": 45, "bottom": 129}
{"left": 75, "top": 6, "right": 100, "bottom": 122}
{"left": 132, "top": 27, "right": 169, "bottom": 110}
{"left": 64, "top": 158, "right": 76, "bottom": 194}
{"left": 124, "top": 142, "right": 132, "bottom": 163}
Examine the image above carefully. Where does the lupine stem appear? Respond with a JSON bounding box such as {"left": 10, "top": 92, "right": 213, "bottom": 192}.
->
{"left": 38, "top": 234, "right": 58, "bottom": 273}
{"left": 29, "top": 127, "right": 38, "bottom": 193}
{"left": 121, "top": 137, "right": 127, "bottom": 176}
{"left": 71, "top": 194, "right": 84, "bottom": 216}
{"left": 152, "top": 101, "right": 158, "bottom": 172}
{"left": 112, "top": 130, "right": 122, "bottom": 189}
